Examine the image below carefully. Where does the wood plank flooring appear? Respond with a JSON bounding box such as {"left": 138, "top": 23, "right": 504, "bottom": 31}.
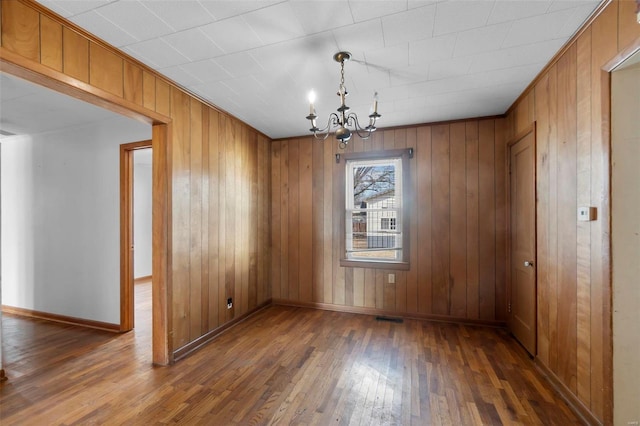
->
{"left": 0, "top": 281, "right": 582, "bottom": 425}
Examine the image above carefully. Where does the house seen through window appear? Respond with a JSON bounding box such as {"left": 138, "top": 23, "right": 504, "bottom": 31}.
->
{"left": 345, "top": 157, "right": 403, "bottom": 262}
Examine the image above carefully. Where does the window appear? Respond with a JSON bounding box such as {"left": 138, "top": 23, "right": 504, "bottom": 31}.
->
{"left": 380, "top": 217, "right": 396, "bottom": 230}
{"left": 341, "top": 149, "right": 411, "bottom": 269}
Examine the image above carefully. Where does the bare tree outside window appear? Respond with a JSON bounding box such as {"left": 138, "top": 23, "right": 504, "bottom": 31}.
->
{"left": 352, "top": 165, "right": 395, "bottom": 204}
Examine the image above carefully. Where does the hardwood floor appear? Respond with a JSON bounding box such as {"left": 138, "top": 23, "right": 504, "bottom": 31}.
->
{"left": 0, "top": 281, "right": 581, "bottom": 425}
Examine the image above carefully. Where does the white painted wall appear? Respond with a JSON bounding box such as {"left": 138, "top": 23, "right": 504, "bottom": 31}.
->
{"left": 1, "top": 117, "right": 150, "bottom": 324}
{"left": 133, "top": 151, "right": 152, "bottom": 278}
{"left": 611, "top": 58, "right": 640, "bottom": 425}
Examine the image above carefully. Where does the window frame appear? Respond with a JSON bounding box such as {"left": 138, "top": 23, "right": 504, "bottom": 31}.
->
{"left": 339, "top": 148, "right": 412, "bottom": 270}
{"left": 380, "top": 217, "right": 396, "bottom": 230}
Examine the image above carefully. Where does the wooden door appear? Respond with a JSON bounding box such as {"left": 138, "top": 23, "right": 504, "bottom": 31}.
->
{"left": 509, "top": 129, "right": 536, "bottom": 355}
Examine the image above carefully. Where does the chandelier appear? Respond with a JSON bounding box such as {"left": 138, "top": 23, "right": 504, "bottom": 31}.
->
{"left": 305, "top": 51, "right": 381, "bottom": 148}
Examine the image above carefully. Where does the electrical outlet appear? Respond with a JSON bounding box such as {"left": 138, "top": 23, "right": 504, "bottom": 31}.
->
{"left": 627, "top": 421, "right": 639, "bottom": 426}
{"left": 388, "top": 273, "right": 395, "bottom": 284}
{"left": 227, "top": 298, "right": 233, "bottom": 309}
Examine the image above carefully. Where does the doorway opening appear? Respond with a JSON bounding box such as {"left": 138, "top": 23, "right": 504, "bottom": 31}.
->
{"left": 120, "top": 142, "right": 152, "bottom": 332}
{"left": 0, "top": 60, "right": 171, "bottom": 365}
{"left": 610, "top": 48, "right": 640, "bottom": 425}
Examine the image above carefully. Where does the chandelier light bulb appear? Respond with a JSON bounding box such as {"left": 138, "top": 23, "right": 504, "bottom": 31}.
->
{"left": 308, "top": 90, "right": 316, "bottom": 116}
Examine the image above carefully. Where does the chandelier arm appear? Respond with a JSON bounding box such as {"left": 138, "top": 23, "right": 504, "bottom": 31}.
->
{"left": 310, "top": 113, "right": 341, "bottom": 141}
{"left": 346, "top": 113, "right": 377, "bottom": 140}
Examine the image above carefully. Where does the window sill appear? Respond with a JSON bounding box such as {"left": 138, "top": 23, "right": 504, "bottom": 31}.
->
{"left": 339, "top": 259, "right": 410, "bottom": 271}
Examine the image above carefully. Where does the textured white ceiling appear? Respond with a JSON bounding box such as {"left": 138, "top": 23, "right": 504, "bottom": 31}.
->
{"left": 0, "top": 72, "right": 133, "bottom": 137}
{"left": 19, "top": 1, "right": 603, "bottom": 139}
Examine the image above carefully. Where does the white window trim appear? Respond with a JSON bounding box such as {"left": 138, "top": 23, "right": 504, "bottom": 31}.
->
{"left": 345, "top": 157, "right": 403, "bottom": 262}
{"left": 336, "top": 148, "right": 414, "bottom": 271}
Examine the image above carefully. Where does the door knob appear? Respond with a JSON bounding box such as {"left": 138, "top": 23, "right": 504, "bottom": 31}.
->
{"left": 524, "top": 261, "right": 534, "bottom": 267}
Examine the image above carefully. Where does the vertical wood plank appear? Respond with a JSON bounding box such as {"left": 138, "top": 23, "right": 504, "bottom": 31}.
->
{"left": 575, "top": 28, "right": 592, "bottom": 407}
{"left": 372, "top": 127, "right": 384, "bottom": 151}
{"left": 353, "top": 268, "right": 365, "bottom": 307}
{"left": 345, "top": 267, "right": 354, "bottom": 307}
{"left": 299, "top": 138, "right": 313, "bottom": 303}
{"left": 224, "top": 118, "right": 237, "bottom": 322}
{"left": 406, "top": 128, "right": 419, "bottom": 314}
{"left": 256, "top": 134, "right": 269, "bottom": 304}
{"left": 240, "top": 127, "right": 250, "bottom": 314}
{"left": 239, "top": 125, "right": 247, "bottom": 311}
{"left": 375, "top": 269, "right": 384, "bottom": 310}
{"left": 63, "top": 28, "right": 89, "bottom": 83}
{"left": 216, "top": 116, "right": 227, "bottom": 323}
{"left": 155, "top": 79, "right": 170, "bottom": 117}
{"left": 364, "top": 268, "right": 375, "bottom": 308}
{"left": 216, "top": 115, "right": 227, "bottom": 326}
{"left": 124, "top": 61, "right": 143, "bottom": 106}
{"left": 280, "top": 140, "right": 290, "bottom": 300}
{"left": 556, "top": 44, "right": 578, "bottom": 393}
{"left": 1, "top": 0, "right": 39, "bottom": 61}
{"left": 547, "top": 64, "right": 560, "bottom": 375}
{"left": 323, "top": 139, "right": 333, "bottom": 305}
{"left": 40, "top": 15, "right": 62, "bottom": 71}
{"left": 261, "top": 135, "right": 271, "bottom": 301}
{"left": 449, "top": 122, "right": 467, "bottom": 317}
{"left": 288, "top": 140, "right": 300, "bottom": 301}
{"left": 534, "top": 72, "right": 552, "bottom": 366}
{"left": 417, "top": 126, "right": 432, "bottom": 314}
{"left": 248, "top": 131, "right": 259, "bottom": 309}
{"left": 312, "top": 138, "right": 325, "bottom": 302}
{"left": 271, "top": 141, "right": 282, "bottom": 300}
{"left": 170, "top": 88, "right": 191, "bottom": 349}
{"left": 235, "top": 125, "right": 246, "bottom": 314}
{"left": 142, "top": 71, "right": 156, "bottom": 111}
{"left": 189, "top": 98, "right": 203, "bottom": 340}
{"left": 89, "top": 42, "right": 123, "bottom": 97}
{"left": 478, "top": 120, "right": 496, "bottom": 320}
{"left": 465, "top": 121, "right": 480, "bottom": 319}
{"left": 494, "top": 118, "right": 507, "bottom": 321}
{"left": 208, "top": 109, "right": 220, "bottom": 330}
{"left": 515, "top": 92, "right": 534, "bottom": 136}
{"left": 200, "top": 106, "right": 210, "bottom": 330}
{"left": 431, "top": 124, "right": 450, "bottom": 315}
{"left": 333, "top": 144, "right": 345, "bottom": 306}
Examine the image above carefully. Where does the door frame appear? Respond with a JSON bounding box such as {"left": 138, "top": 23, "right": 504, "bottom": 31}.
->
{"left": 0, "top": 51, "right": 173, "bottom": 366}
{"left": 507, "top": 122, "right": 537, "bottom": 355}
{"left": 120, "top": 141, "right": 153, "bottom": 332}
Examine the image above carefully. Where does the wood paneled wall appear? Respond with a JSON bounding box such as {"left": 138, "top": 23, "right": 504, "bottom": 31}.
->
{"left": 271, "top": 119, "right": 508, "bottom": 323}
{"left": 0, "top": 0, "right": 271, "bottom": 360}
{"left": 505, "top": 1, "right": 640, "bottom": 423}
{"left": 169, "top": 92, "right": 271, "bottom": 354}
